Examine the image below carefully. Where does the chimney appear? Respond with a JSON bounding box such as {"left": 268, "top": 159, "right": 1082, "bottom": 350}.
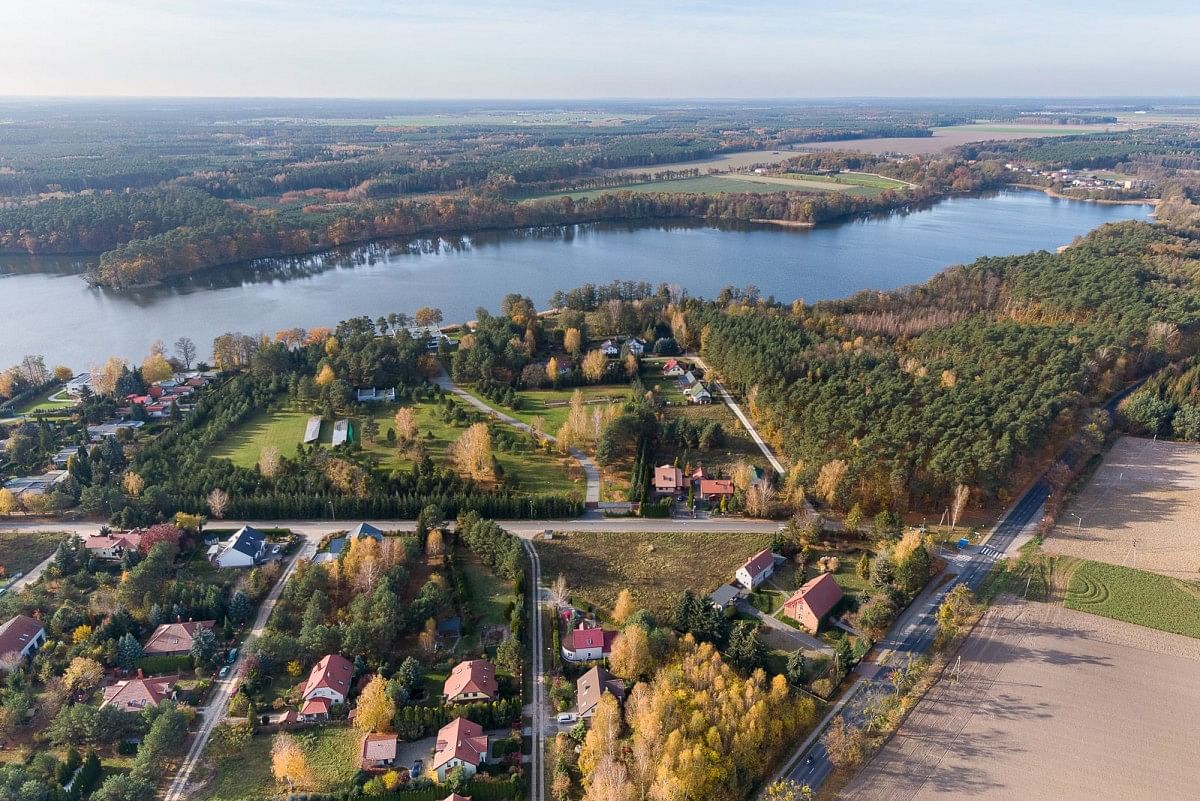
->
{"left": 136, "top": 668, "right": 144, "bottom": 679}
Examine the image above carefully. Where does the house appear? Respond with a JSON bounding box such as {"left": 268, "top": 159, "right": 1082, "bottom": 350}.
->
{"left": 677, "top": 371, "right": 698, "bottom": 391}
{"left": 2, "top": 471, "right": 68, "bottom": 500}
{"left": 356, "top": 388, "right": 396, "bottom": 403}
{"left": 691, "top": 464, "right": 709, "bottom": 481}
{"left": 347, "top": 522, "right": 383, "bottom": 541}
{"left": 576, "top": 666, "right": 625, "bottom": 719}
{"left": 661, "top": 359, "right": 685, "bottom": 377}
{"left": 406, "top": 324, "right": 449, "bottom": 352}
{"left": 332, "top": 419, "right": 351, "bottom": 447}
{"left": 86, "top": 421, "right": 144, "bottom": 441}
{"left": 440, "top": 795, "right": 472, "bottom": 801}
{"left": 562, "top": 625, "right": 616, "bottom": 662}
{"left": 599, "top": 340, "right": 620, "bottom": 357}
{"left": 782, "top": 573, "right": 845, "bottom": 634}
{"left": 302, "top": 654, "right": 354, "bottom": 705}
{"left": 100, "top": 676, "right": 175, "bottom": 713}
{"left": 143, "top": 620, "right": 215, "bottom": 656}
{"left": 64, "top": 373, "right": 94, "bottom": 398}
{"left": 697, "top": 479, "right": 735, "bottom": 501}
{"left": 626, "top": 338, "right": 647, "bottom": 356}
{"left": 736, "top": 548, "right": 776, "bottom": 590}
{"left": 652, "top": 465, "right": 684, "bottom": 496}
{"left": 0, "top": 615, "right": 46, "bottom": 661}
{"left": 709, "top": 583, "right": 744, "bottom": 610}
{"left": 299, "top": 697, "right": 331, "bottom": 721}
{"left": 360, "top": 733, "right": 399, "bottom": 770}
{"left": 444, "top": 659, "right": 498, "bottom": 704}
{"left": 433, "top": 717, "right": 489, "bottom": 781}
{"left": 83, "top": 530, "right": 143, "bottom": 561}
{"left": 51, "top": 447, "right": 81, "bottom": 468}
{"left": 686, "top": 384, "right": 712, "bottom": 405}
{"left": 303, "top": 415, "right": 322, "bottom": 444}
{"left": 213, "top": 526, "right": 271, "bottom": 568}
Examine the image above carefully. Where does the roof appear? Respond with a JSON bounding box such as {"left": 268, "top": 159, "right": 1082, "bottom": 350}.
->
{"left": 332, "top": 419, "right": 351, "bottom": 446}
{"left": 444, "top": 659, "right": 498, "bottom": 700}
{"left": 301, "top": 697, "right": 331, "bottom": 716}
{"left": 438, "top": 616, "right": 463, "bottom": 635}
{"left": 570, "top": 626, "right": 616, "bottom": 653}
{"left": 709, "top": 583, "right": 743, "bottom": 607}
{"left": 83, "top": 533, "right": 135, "bottom": 553}
{"left": 101, "top": 677, "right": 173, "bottom": 712}
{"left": 303, "top": 416, "right": 322, "bottom": 443}
{"left": 740, "top": 548, "right": 775, "bottom": 578}
{"left": 226, "top": 526, "right": 266, "bottom": 559}
{"left": 302, "top": 654, "right": 354, "bottom": 699}
{"left": 348, "top": 522, "right": 383, "bottom": 540}
{"left": 653, "top": 465, "right": 683, "bottom": 489}
{"left": 576, "top": 665, "right": 625, "bottom": 716}
{"left": 440, "top": 795, "right": 473, "bottom": 801}
{"left": 784, "top": 573, "right": 844, "bottom": 620}
{"left": 361, "top": 733, "right": 399, "bottom": 762}
{"left": 433, "top": 717, "right": 488, "bottom": 770}
{"left": 691, "top": 464, "right": 709, "bottom": 479}
{"left": 143, "top": 620, "right": 215, "bottom": 655}
{"left": 662, "top": 358, "right": 680, "bottom": 370}
{"left": 0, "top": 615, "right": 43, "bottom": 657}
{"left": 699, "top": 479, "right": 735, "bottom": 496}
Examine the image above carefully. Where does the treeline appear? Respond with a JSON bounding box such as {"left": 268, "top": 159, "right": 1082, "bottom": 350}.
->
{"left": 1121, "top": 355, "right": 1200, "bottom": 439}
{"left": 696, "top": 213, "right": 1200, "bottom": 513}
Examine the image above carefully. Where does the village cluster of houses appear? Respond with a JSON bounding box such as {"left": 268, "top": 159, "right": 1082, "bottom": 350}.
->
{"left": 709, "top": 547, "right": 845, "bottom": 634}
{"left": 1003, "top": 163, "right": 1142, "bottom": 190}
{"left": 652, "top": 464, "right": 735, "bottom": 503}
{"left": 661, "top": 359, "right": 712, "bottom": 404}
{"left": 552, "top": 611, "right": 629, "bottom": 722}
{"left": 123, "top": 374, "right": 211, "bottom": 420}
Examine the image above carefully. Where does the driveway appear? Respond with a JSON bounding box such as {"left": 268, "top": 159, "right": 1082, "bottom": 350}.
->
{"left": 736, "top": 599, "right": 832, "bottom": 654}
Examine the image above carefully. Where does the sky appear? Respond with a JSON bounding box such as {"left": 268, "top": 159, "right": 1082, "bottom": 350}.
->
{"left": 3, "top": 0, "right": 1198, "bottom": 98}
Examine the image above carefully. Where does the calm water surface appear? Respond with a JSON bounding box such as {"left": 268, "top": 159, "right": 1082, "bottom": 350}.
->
{"left": 0, "top": 190, "right": 1149, "bottom": 368}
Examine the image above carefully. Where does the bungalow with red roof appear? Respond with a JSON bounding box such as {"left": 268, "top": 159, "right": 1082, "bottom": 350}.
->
{"left": 84, "top": 530, "right": 144, "bottom": 560}
{"left": 360, "top": 733, "right": 399, "bottom": 770}
{"left": 782, "top": 573, "right": 845, "bottom": 634}
{"left": 302, "top": 654, "right": 354, "bottom": 705}
{"left": 735, "top": 548, "right": 776, "bottom": 590}
{"left": 433, "top": 717, "right": 489, "bottom": 781}
{"left": 299, "top": 697, "right": 331, "bottom": 722}
{"left": 0, "top": 615, "right": 46, "bottom": 663}
{"left": 661, "top": 359, "right": 685, "bottom": 377}
{"left": 652, "top": 465, "right": 684, "bottom": 496}
{"left": 562, "top": 625, "right": 616, "bottom": 663}
{"left": 697, "top": 479, "right": 735, "bottom": 501}
{"left": 101, "top": 675, "right": 176, "bottom": 713}
{"left": 143, "top": 620, "right": 215, "bottom": 656}
{"left": 443, "top": 659, "right": 498, "bottom": 704}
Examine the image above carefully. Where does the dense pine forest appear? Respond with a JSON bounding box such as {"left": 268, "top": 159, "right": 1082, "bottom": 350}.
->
{"left": 695, "top": 198, "right": 1200, "bottom": 514}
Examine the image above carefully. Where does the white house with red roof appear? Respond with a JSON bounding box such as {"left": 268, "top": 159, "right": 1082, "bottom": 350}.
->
{"left": 299, "top": 697, "right": 331, "bottom": 721}
{"left": 443, "top": 659, "right": 498, "bottom": 704}
{"left": 0, "top": 615, "right": 45, "bottom": 662}
{"left": 652, "top": 465, "right": 684, "bottom": 496}
{"left": 562, "top": 624, "right": 616, "bottom": 663}
{"left": 697, "top": 478, "right": 735, "bottom": 501}
{"left": 360, "top": 733, "right": 399, "bottom": 770}
{"left": 661, "top": 359, "right": 685, "bottom": 377}
{"left": 735, "top": 548, "right": 776, "bottom": 590}
{"left": 83, "top": 530, "right": 144, "bottom": 561}
{"left": 433, "top": 717, "right": 489, "bottom": 781}
{"left": 143, "top": 620, "right": 215, "bottom": 656}
{"left": 302, "top": 654, "right": 354, "bottom": 705}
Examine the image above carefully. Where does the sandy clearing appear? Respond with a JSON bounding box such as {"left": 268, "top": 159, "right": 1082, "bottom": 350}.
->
{"left": 841, "top": 598, "right": 1200, "bottom": 801}
{"left": 1045, "top": 436, "right": 1200, "bottom": 579}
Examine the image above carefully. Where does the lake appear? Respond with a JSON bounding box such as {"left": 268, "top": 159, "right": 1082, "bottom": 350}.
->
{"left": 0, "top": 190, "right": 1150, "bottom": 369}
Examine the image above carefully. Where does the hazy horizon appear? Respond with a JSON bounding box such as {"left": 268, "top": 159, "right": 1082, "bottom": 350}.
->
{"left": 4, "top": 0, "right": 1198, "bottom": 99}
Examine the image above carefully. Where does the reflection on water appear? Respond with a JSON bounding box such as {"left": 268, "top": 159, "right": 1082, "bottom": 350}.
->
{"left": 0, "top": 190, "right": 1151, "bottom": 368}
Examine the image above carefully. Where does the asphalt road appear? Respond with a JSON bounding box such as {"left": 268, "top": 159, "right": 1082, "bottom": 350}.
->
{"left": 781, "top": 479, "right": 1049, "bottom": 792}
{"left": 522, "top": 538, "right": 547, "bottom": 801}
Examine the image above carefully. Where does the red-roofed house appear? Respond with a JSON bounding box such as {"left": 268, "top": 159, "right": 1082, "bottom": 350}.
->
{"left": 299, "top": 697, "right": 331, "bottom": 721}
{"left": 661, "top": 359, "right": 685, "bottom": 377}
{"left": 143, "top": 620, "right": 215, "bottom": 656}
{"left": 302, "top": 654, "right": 354, "bottom": 704}
{"left": 101, "top": 676, "right": 176, "bottom": 713}
{"left": 698, "top": 479, "right": 735, "bottom": 501}
{"left": 443, "top": 659, "right": 498, "bottom": 704}
{"left": 360, "top": 733, "right": 399, "bottom": 770}
{"left": 782, "top": 573, "right": 845, "bottom": 634}
{"left": 562, "top": 625, "right": 616, "bottom": 663}
{"left": 691, "top": 464, "right": 709, "bottom": 481}
{"left": 0, "top": 615, "right": 45, "bottom": 662}
{"left": 433, "top": 717, "right": 489, "bottom": 781}
{"left": 652, "top": 465, "right": 684, "bottom": 496}
{"left": 83, "top": 530, "right": 144, "bottom": 561}
{"left": 735, "top": 548, "right": 776, "bottom": 590}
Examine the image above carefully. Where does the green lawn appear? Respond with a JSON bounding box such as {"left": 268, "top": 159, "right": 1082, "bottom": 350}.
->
{"left": 1064, "top": 559, "right": 1200, "bottom": 639}
{"left": 784, "top": 172, "right": 911, "bottom": 190}
{"left": 208, "top": 407, "right": 320, "bottom": 468}
{"left": 460, "top": 383, "right": 631, "bottom": 434}
{"left": 536, "top": 530, "right": 774, "bottom": 619}
{"left": 194, "top": 727, "right": 360, "bottom": 801}
{"left": 9, "top": 389, "right": 76, "bottom": 416}
{"left": 0, "top": 529, "right": 68, "bottom": 577}
{"left": 460, "top": 554, "right": 516, "bottom": 629}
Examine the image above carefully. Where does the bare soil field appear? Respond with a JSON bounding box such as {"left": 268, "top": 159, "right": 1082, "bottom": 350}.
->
{"left": 1045, "top": 436, "right": 1200, "bottom": 579}
{"left": 841, "top": 598, "right": 1200, "bottom": 801}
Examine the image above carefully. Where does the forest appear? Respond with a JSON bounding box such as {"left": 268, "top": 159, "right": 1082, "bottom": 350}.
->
{"left": 694, "top": 200, "right": 1200, "bottom": 515}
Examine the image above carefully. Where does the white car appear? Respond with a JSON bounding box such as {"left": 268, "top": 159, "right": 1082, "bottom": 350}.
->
{"left": 556, "top": 712, "right": 578, "bottom": 724}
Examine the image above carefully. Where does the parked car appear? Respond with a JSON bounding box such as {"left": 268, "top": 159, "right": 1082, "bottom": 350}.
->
{"left": 226, "top": 648, "right": 239, "bottom": 664}
{"left": 218, "top": 666, "right": 230, "bottom": 678}
{"left": 556, "top": 712, "right": 577, "bottom": 724}
{"left": 410, "top": 759, "right": 423, "bottom": 777}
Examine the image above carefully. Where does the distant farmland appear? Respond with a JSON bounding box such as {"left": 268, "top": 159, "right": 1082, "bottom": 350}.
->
{"left": 520, "top": 170, "right": 904, "bottom": 201}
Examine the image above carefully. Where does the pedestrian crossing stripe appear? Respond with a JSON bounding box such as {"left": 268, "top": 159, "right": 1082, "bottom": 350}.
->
{"left": 980, "top": 545, "right": 1003, "bottom": 557}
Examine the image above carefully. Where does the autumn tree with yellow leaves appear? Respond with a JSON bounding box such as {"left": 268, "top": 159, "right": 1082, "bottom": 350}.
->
{"left": 452, "top": 422, "right": 494, "bottom": 481}
{"left": 271, "top": 733, "right": 313, "bottom": 790}
{"left": 353, "top": 674, "right": 396, "bottom": 734}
